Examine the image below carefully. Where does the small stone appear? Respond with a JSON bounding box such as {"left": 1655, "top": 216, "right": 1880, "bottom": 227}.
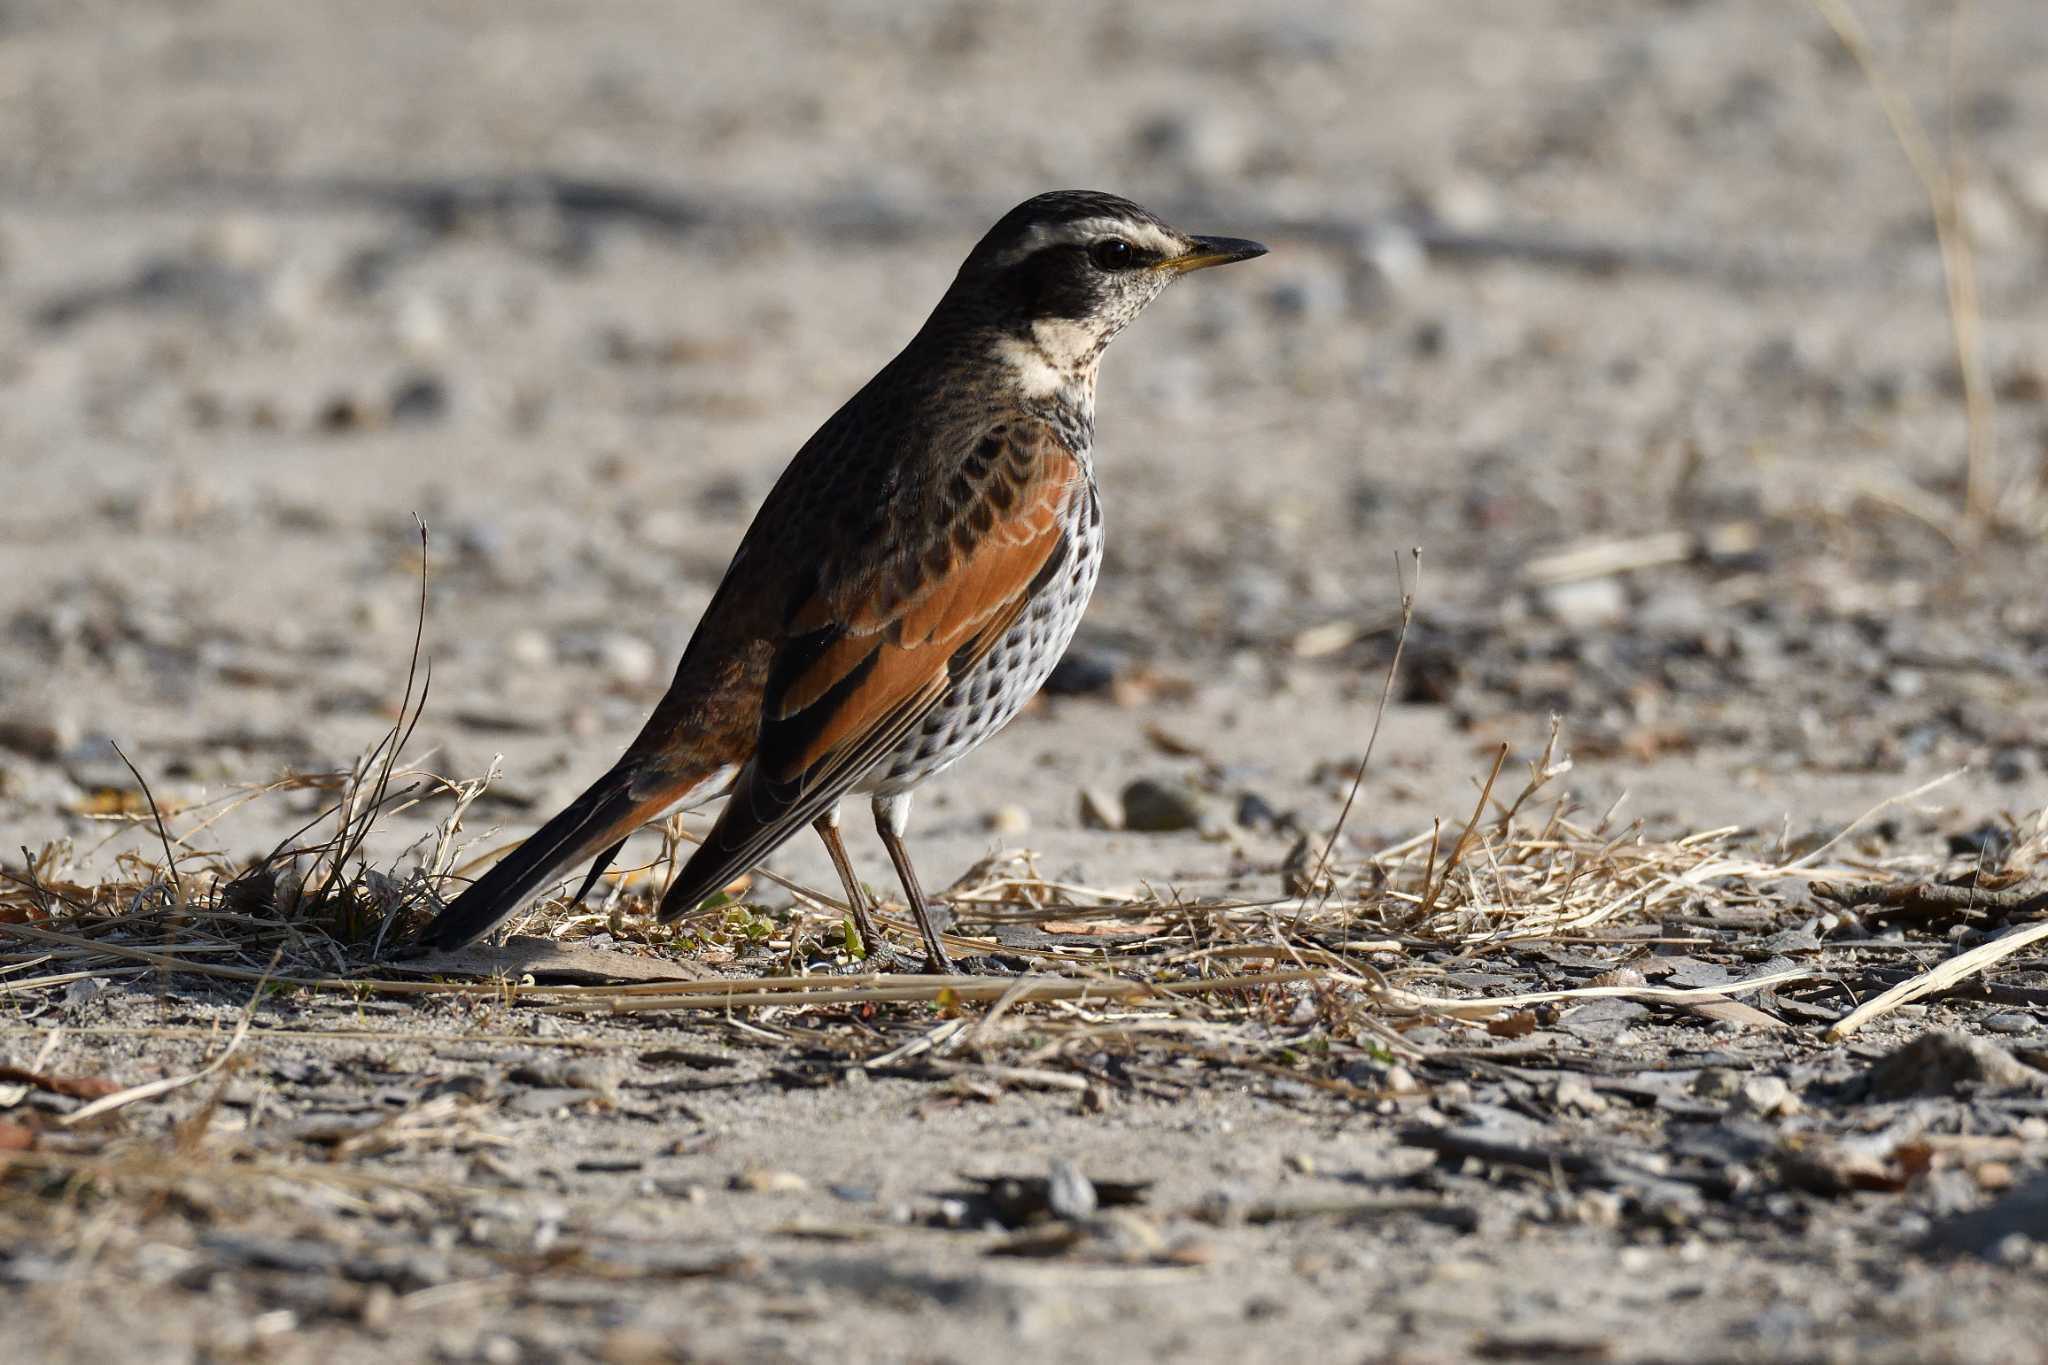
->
{"left": 1044, "top": 647, "right": 1121, "bottom": 697}
{"left": 984, "top": 804, "right": 1031, "bottom": 835}
{"left": 1864, "top": 1031, "right": 2048, "bottom": 1099}
{"left": 1552, "top": 1075, "right": 1608, "bottom": 1115}
{"left": 1535, "top": 578, "right": 1628, "bottom": 629}
{"left": 505, "top": 629, "right": 554, "bottom": 668}
{"left": 1418, "top": 175, "right": 1499, "bottom": 232}
{"left": 729, "top": 1167, "right": 808, "bottom": 1193}
{"left": 1958, "top": 182, "right": 2022, "bottom": 253}
{"left": 1635, "top": 587, "right": 1711, "bottom": 638}
{"left": 598, "top": 634, "right": 659, "bottom": 687}
{"left": 317, "top": 392, "right": 380, "bottom": 433}
{"left": 1260, "top": 260, "right": 1349, "bottom": 324}
{"left": 1078, "top": 786, "right": 1123, "bottom": 831}
{"left": 1283, "top": 1152, "right": 1317, "bottom": 1176}
{"left": 1046, "top": 1159, "right": 1098, "bottom": 1220}
{"left": 1981, "top": 1011, "right": 2038, "bottom": 1035}
{"left": 351, "top": 595, "right": 401, "bottom": 635}
{"left": 504, "top": 1087, "right": 598, "bottom": 1117}
{"left": 357, "top": 1283, "right": 395, "bottom": 1330}
{"left": 1353, "top": 222, "right": 1427, "bottom": 298}
{"left": 421, "top": 1074, "right": 491, "bottom": 1103}
{"left": 506, "top": 1060, "right": 616, "bottom": 1097}
{"left": 1691, "top": 1068, "right": 1742, "bottom": 1102}
{"left": 0, "top": 712, "right": 78, "bottom": 762}
{"left": 1235, "top": 791, "right": 1284, "bottom": 832}
{"left": 393, "top": 294, "right": 449, "bottom": 355}
{"left": 1571, "top": 1189, "right": 1625, "bottom": 1229}
{"left": 389, "top": 372, "right": 449, "bottom": 424}
{"left": 651, "top": 1178, "right": 707, "bottom": 1202}
{"left": 2013, "top": 158, "right": 2048, "bottom": 219}
{"left": 451, "top": 520, "right": 506, "bottom": 568}
{"left": 1992, "top": 747, "right": 2032, "bottom": 784}
{"left": 1119, "top": 778, "right": 1206, "bottom": 833}
{"left": 60, "top": 975, "right": 110, "bottom": 1010}
{"left": 630, "top": 508, "right": 695, "bottom": 550}
{"left": 1733, "top": 1076, "right": 1798, "bottom": 1118}
{"left": 1998, "top": 362, "right": 2047, "bottom": 404}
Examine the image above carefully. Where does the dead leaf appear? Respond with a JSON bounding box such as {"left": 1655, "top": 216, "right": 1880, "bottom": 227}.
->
{"left": 0, "top": 1064, "right": 123, "bottom": 1100}
{"left": 1487, "top": 1010, "right": 1540, "bottom": 1039}
{"left": 1143, "top": 724, "right": 1213, "bottom": 762}
{"left": 1683, "top": 999, "right": 1786, "bottom": 1031}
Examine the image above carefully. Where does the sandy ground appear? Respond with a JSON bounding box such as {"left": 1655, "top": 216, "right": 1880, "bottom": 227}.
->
{"left": 7, "top": 1, "right": 2048, "bottom": 1360}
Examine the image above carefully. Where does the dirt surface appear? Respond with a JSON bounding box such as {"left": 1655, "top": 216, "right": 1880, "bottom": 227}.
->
{"left": 7, "top": 2, "right": 2048, "bottom": 1361}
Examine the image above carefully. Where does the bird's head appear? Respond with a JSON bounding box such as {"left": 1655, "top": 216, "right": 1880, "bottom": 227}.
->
{"left": 944, "top": 191, "right": 1266, "bottom": 395}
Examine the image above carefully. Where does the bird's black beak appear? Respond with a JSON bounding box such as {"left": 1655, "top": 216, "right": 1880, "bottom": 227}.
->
{"left": 1162, "top": 235, "right": 1269, "bottom": 273}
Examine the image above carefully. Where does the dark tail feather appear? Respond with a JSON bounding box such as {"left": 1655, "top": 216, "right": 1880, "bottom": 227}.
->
{"left": 571, "top": 838, "right": 630, "bottom": 906}
{"left": 417, "top": 768, "right": 671, "bottom": 951}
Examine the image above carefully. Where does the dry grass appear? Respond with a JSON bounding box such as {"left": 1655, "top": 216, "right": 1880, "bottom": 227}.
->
{"left": 0, "top": 711, "right": 1983, "bottom": 1039}
{"left": 5, "top": 530, "right": 2038, "bottom": 1088}
{"left": 6, "top": 533, "right": 2045, "bottom": 1250}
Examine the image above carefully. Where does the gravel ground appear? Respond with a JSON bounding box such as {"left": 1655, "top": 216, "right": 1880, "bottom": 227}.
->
{"left": 6, "top": 2, "right": 2048, "bottom": 1361}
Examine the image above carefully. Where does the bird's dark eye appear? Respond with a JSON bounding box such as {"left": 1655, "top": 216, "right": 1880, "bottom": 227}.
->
{"left": 1089, "top": 238, "right": 1135, "bottom": 271}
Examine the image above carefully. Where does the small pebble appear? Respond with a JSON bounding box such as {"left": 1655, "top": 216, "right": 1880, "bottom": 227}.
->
{"left": 1119, "top": 778, "right": 1206, "bottom": 833}
{"left": 1691, "top": 1068, "right": 1742, "bottom": 1101}
{"left": 598, "top": 634, "right": 659, "bottom": 687}
{"left": 389, "top": 372, "right": 450, "bottom": 424}
{"left": 984, "top": 804, "right": 1030, "bottom": 835}
{"left": 1044, "top": 649, "right": 1120, "bottom": 697}
{"left": 317, "top": 392, "right": 380, "bottom": 433}
{"left": 1078, "top": 786, "right": 1123, "bottom": 831}
{"left": 730, "top": 1167, "right": 809, "bottom": 1194}
{"left": 1535, "top": 577, "right": 1628, "bottom": 629}
{"left": 1235, "top": 791, "right": 1284, "bottom": 832}
{"left": 1552, "top": 1074, "right": 1608, "bottom": 1115}
{"left": 1047, "top": 1159, "right": 1098, "bottom": 1220}
{"left": 1733, "top": 1075, "right": 1798, "bottom": 1118}
{"left": 505, "top": 629, "right": 555, "bottom": 668}
{"left": 1354, "top": 222, "right": 1426, "bottom": 298}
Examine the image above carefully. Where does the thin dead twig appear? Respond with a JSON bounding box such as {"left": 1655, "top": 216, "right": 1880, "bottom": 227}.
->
{"left": 1828, "top": 919, "right": 2048, "bottom": 1040}
{"left": 1307, "top": 548, "right": 1420, "bottom": 902}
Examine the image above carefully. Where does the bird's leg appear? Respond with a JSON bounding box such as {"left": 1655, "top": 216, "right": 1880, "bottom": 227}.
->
{"left": 871, "top": 793, "right": 959, "bottom": 975}
{"left": 810, "top": 807, "right": 891, "bottom": 964}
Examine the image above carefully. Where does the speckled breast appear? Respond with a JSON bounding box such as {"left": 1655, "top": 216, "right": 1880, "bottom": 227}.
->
{"left": 859, "top": 478, "right": 1104, "bottom": 798}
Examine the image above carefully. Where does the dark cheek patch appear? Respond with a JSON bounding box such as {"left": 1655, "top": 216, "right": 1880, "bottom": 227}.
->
{"left": 1024, "top": 248, "right": 1105, "bottom": 321}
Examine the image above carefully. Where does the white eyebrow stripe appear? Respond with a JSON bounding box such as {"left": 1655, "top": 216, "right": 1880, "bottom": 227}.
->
{"left": 991, "top": 217, "right": 1185, "bottom": 268}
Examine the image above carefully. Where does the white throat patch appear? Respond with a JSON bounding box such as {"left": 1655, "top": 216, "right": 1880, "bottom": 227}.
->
{"left": 994, "top": 317, "right": 1104, "bottom": 400}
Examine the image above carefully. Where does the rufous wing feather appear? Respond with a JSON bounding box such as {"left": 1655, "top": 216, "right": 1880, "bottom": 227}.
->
{"left": 656, "top": 423, "right": 1081, "bottom": 921}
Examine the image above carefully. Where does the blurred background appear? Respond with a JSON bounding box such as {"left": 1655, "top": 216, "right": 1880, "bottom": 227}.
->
{"left": 3, "top": 0, "right": 2046, "bottom": 890}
